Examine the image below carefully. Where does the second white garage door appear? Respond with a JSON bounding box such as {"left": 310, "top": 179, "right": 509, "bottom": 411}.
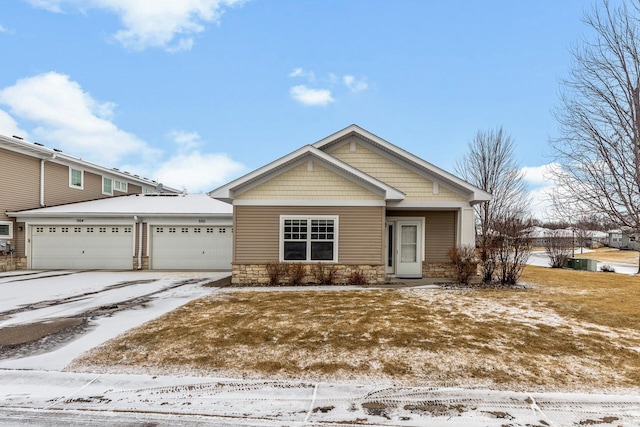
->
{"left": 151, "top": 225, "right": 232, "bottom": 270}
{"left": 31, "top": 225, "right": 133, "bottom": 270}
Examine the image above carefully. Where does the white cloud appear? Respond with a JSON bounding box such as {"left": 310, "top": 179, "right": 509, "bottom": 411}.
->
{"left": 0, "top": 72, "right": 158, "bottom": 164}
{"left": 520, "top": 163, "right": 561, "bottom": 220}
{"left": 151, "top": 151, "right": 245, "bottom": 193}
{"left": 288, "top": 67, "right": 315, "bottom": 82}
{"left": 169, "top": 130, "right": 202, "bottom": 151}
{"left": 290, "top": 85, "right": 334, "bottom": 107}
{"left": 28, "top": 0, "right": 245, "bottom": 51}
{"left": 26, "top": 0, "right": 64, "bottom": 13}
{"left": 0, "top": 110, "right": 28, "bottom": 138}
{"left": 343, "top": 75, "right": 368, "bottom": 93}
{"left": 0, "top": 72, "right": 246, "bottom": 193}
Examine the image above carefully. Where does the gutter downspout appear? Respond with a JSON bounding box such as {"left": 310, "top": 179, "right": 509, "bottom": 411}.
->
{"left": 40, "top": 159, "right": 45, "bottom": 207}
{"left": 135, "top": 216, "right": 143, "bottom": 270}
{"left": 40, "top": 153, "right": 56, "bottom": 207}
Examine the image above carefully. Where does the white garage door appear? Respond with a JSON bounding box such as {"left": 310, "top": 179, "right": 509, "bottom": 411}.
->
{"left": 31, "top": 225, "right": 134, "bottom": 269}
{"left": 151, "top": 225, "right": 232, "bottom": 270}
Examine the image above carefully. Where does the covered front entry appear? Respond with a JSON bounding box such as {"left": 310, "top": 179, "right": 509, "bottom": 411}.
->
{"left": 31, "top": 225, "right": 133, "bottom": 269}
{"left": 150, "top": 225, "right": 232, "bottom": 270}
{"left": 385, "top": 218, "right": 424, "bottom": 278}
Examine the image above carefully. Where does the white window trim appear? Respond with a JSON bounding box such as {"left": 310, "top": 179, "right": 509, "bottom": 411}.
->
{"left": 114, "top": 180, "right": 128, "bottom": 192}
{"left": 102, "top": 176, "right": 113, "bottom": 195}
{"left": 69, "top": 167, "right": 84, "bottom": 190}
{"left": 279, "top": 215, "right": 339, "bottom": 263}
{"left": 0, "top": 221, "right": 13, "bottom": 239}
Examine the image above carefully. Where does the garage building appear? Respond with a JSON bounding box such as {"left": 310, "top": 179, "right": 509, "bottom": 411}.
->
{"left": 9, "top": 193, "right": 233, "bottom": 270}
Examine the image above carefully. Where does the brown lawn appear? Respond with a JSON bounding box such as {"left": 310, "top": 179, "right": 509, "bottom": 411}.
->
{"left": 574, "top": 247, "right": 639, "bottom": 265}
{"left": 70, "top": 265, "right": 640, "bottom": 393}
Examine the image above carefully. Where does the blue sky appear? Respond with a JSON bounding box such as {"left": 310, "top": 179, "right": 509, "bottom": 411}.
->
{"left": 0, "top": 1, "right": 603, "bottom": 217}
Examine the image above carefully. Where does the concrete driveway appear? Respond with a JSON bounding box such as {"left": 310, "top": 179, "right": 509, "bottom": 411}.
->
{"left": 0, "top": 270, "right": 229, "bottom": 370}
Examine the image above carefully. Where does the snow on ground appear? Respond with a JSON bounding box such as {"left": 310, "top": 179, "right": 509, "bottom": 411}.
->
{"left": 0, "top": 370, "right": 639, "bottom": 426}
{"left": 1, "top": 270, "right": 640, "bottom": 425}
{"left": 528, "top": 250, "right": 639, "bottom": 274}
{"left": 0, "top": 271, "right": 226, "bottom": 370}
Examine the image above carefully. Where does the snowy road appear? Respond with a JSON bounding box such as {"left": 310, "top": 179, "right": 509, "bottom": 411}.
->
{"left": 0, "top": 370, "right": 639, "bottom": 426}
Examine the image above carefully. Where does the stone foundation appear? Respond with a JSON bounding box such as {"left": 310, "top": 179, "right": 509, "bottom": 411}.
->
{"left": 0, "top": 256, "right": 26, "bottom": 272}
{"left": 132, "top": 256, "right": 149, "bottom": 270}
{"left": 422, "top": 261, "right": 457, "bottom": 278}
{"left": 232, "top": 263, "right": 386, "bottom": 286}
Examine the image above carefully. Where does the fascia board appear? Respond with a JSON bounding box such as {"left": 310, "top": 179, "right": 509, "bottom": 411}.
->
{"left": 9, "top": 212, "right": 232, "bottom": 219}
{"left": 210, "top": 145, "right": 405, "bottom": 202}
{"left": 313, "top": 126, "right": 492, "bottom": 202}
{"left": 0, "top": 134, "right": 179, "bottom": 193}
{"left": 208, "top": 145, "right": 316, "bottom": 200}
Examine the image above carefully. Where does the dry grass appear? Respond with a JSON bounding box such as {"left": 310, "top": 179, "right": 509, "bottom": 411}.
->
{"left": 574, "top": 247, "right": 639, "bottom": 265}
{"left": 71, "top": 266, "right": 640, "bottom": 392}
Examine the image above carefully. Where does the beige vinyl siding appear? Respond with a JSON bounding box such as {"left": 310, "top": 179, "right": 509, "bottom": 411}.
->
{"left": 0, "top": 149, "right": 41, "bottom": 221}
{"left": 387, "top": 210, "right": 457, "bottom": 262}
{"left": 15, "top": 222, "right": 26, "bottom": 257}
{"left": 236, "top": 162, "right": 383, "bottom": 201}
{"left": 43, "top": 162, "right": 106, "bottom": 206}
{"left": 328, "top": 137, "right": 468, "bottom": 203}
{"left": 128, "top": 184, "right": 142, "bottom": 194}
{"left": 234, "top": 205, "right": 385, "bottom": 264}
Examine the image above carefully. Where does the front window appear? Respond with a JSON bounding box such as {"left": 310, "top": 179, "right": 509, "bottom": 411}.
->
{"left": 69, "top": 168, "right": 83, "bottom": 189}
{"left": 102, "top": 177, "right": 113, "bottom": 195}
{"left": 281, "top": 216, "right": 337, "bottom": 262}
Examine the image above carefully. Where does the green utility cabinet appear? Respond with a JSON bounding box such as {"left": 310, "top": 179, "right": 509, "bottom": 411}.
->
{"left": 568, "top": 258, "right": 598, "bottom": 272}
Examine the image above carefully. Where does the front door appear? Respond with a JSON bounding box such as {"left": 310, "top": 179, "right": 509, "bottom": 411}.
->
{"left": 395, "top": 220, "right": 422, "bottom": 278}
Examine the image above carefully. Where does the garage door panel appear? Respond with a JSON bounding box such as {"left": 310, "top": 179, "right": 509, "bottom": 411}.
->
{"left": 32, "top": 226, "right": 133, "bottom": 270}
{"left": 151, "top": 226, "right": 231, "bottom": 270}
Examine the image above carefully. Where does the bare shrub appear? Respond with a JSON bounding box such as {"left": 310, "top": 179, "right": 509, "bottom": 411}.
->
{"left": 287, "top": 263, "right": 306, "bottom": 286}
{"left": 491, "top": 216, "right": 533, "bottom": 286}
{"left": 544, "top": 229, "right": 573, "bottom": 268}
{"left": 312, "top": 263, "right": 337, "bottom": 285}
{"left": 347, "top": 270, "right": 368, "bottom": 286}
{"left": 448, "top": 246, "right": 477, "bottom": 285}
{"left": 266, "top": 261, "right": 288, "bottom": 286}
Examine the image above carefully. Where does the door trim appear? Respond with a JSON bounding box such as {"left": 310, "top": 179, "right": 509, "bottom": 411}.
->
{"left": 385, "top": 217, "right": 425, "bottom": 278}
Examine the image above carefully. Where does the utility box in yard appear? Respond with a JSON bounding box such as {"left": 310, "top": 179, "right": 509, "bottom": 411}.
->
{"left": 568, "top": 258, "right": 598, "bottom": 272}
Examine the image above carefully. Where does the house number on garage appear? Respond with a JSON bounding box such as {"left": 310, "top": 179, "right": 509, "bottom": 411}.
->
{"left": 198, "top": 219, "right": 206, "bottom": 223}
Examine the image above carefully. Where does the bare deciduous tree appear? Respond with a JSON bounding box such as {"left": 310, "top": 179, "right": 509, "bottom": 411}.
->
{"left": 456, "top": 126, "right": 531, "bottom": 282}
{"left": 550, "top": 0, "right": 640, "bottom": 272}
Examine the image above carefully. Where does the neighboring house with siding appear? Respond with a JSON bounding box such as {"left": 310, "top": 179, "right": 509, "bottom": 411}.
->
{"left": 0, "top": 133, "right": 179, "bottom": 270}
{"left": 210, "top": 125, "right": 492, "bottom": 285}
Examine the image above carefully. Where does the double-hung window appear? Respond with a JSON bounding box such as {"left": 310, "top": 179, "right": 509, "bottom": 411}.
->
{"left": 281, "top": 216, "right": 337, "bottom": 262}
{"left": 69, "top": 168, "right": 84, "bottom": 189}
{"left": 102, "top": 177, "right": 113, "bottom": 195}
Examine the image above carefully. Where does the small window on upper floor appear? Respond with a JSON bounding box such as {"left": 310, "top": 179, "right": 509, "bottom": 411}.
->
{"left": 69, "top": 168, "right": 84, "bottom": 189}
{"left": 142, "top": 187, "right": 154, "bottom": 194}
{"left": 114, "top": 180, "right": 128, "bottom": 192}
{"left": 102, "top": 177, "right": 113, "bottom": 195}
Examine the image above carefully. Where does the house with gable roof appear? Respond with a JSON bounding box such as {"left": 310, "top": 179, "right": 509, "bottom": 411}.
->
{"left": 210, "top": 125, "right": 491, "bottom": 284}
